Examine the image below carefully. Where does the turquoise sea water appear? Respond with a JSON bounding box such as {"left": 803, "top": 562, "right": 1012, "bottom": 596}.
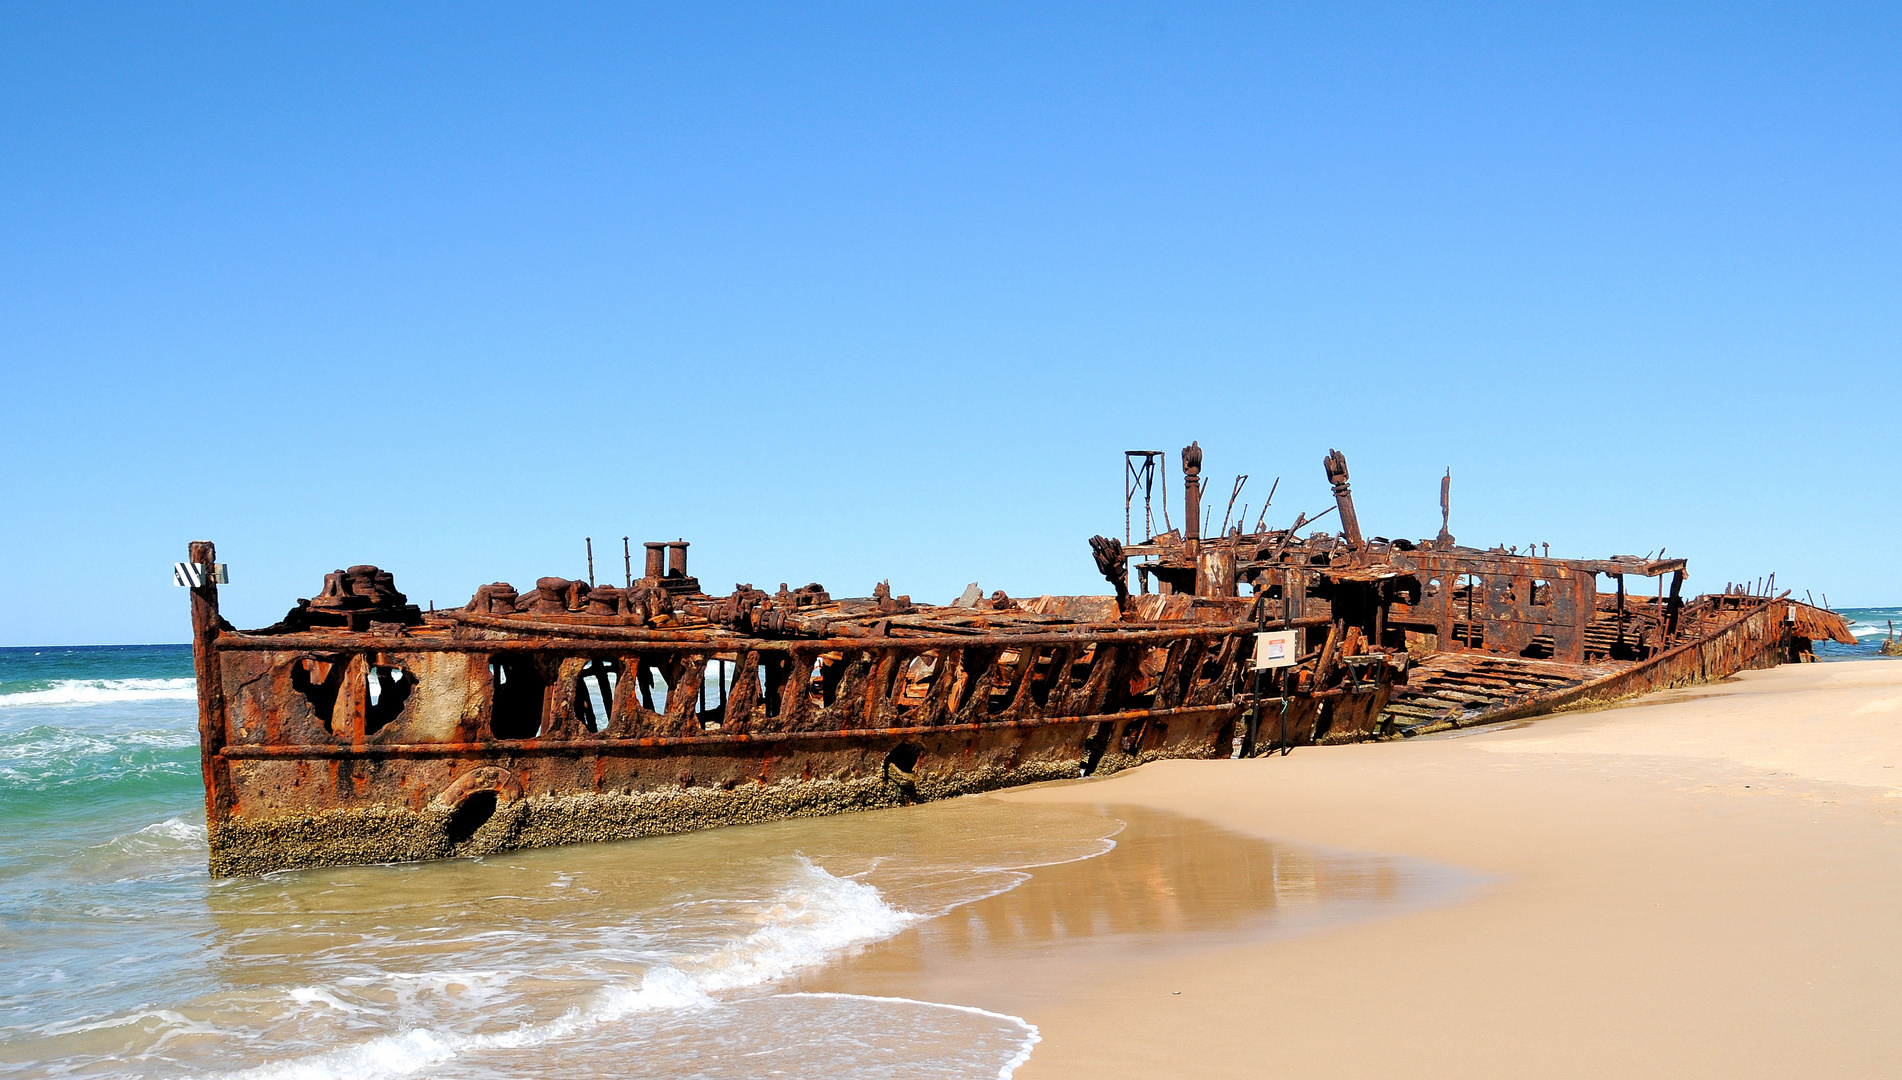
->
{"left": 1818, "top": 606, "right": 1902, "bottom": 661}
{"left": 0, "top": 643, "right": 1464, "bottom": 1078}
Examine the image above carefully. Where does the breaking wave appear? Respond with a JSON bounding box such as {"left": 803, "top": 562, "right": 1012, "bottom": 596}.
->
{"left": 103, "top": 816, "right": 208, "bottom": 853}
{"left": 217, "top": 859, "right": 927, "bottom": 1080}
{"left": 0, "top": 677, "right": 197, "bottom": 707}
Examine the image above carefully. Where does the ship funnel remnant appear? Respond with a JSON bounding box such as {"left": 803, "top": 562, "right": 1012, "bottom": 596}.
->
{"left": 183, "top": 444, "right": 1853, "bottom": 876}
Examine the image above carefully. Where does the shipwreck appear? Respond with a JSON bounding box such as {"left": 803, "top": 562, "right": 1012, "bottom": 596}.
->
{"left": 184, "top": 446, "right": 1852, "bottom": 875}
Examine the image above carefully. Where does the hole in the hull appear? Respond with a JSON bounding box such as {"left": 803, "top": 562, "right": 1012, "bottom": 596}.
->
{"left": 884, "top": 741, "right": 922, "bottom": 774}
{"left": 815, "top": 654, "right": 842, "bottom": 706}
{"left": 446, "top": 790, "right": 498, "bottom": 846}
{"left": 760, "top": 654, "right": 791, "bottom": 718}
{"left": 1067, "top": 645, "right": 1095, "bottom": 694}
{"left": 702, "top": 658, "right": 733, "bottom": 726}
{"left": 1028, "top": 649, "right": 1059, "bottom": 708}
{"left": 364, "top": 665, "right": 413, "bottom": 735}
{"left": 490, "top": 658, "right": 547, "bottom": 739}
{"left": 983, "top": 650, "right": 1018, "bottom": 716}
{"left": 636, "top": 659, "right": 672, "bottom": 714}
{"left": 576, "top": 659, "right": 619, "bottom": 733}
{"left": 897, "top": 652, "right": 939, "bottom": 710}
{"left": 290, "top": 657, "right": 344, "bottom": 734}
{"left": 884, "top": 742, "right": 922, "bottom": 800}
{"left": 1081, "top": 720, "right": 1115, "bottom": 775}
{"left": 1313, "top": 704, "right": 1334, "bottom": 742}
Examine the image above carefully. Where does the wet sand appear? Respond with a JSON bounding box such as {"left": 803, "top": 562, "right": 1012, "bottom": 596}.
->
{"left": 811, "top": 660, "right": 1902, "bottom": 1078}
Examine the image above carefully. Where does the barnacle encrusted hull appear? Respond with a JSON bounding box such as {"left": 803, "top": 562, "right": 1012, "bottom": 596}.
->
{"left": 203, "top": 740, "right": 1205, "bottom": 877}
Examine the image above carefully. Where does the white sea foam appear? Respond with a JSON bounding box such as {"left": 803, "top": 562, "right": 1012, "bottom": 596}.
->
{"left": 0, "top": 677, "right": 197, "bottom": 707}
{"left": 780, "top": 993, "right": 1041, "bottom": 1079}
{"left": 107, "top": 817, "right": 207, "bottom": 851}
{"left": 289, "top": 987, "right": 366, "bottom": 1014}
{"left": 689, "top": 856, "right": 917, "bottom": 991}
{"left": 35, "top": 1007, "right": 219, "bottom": 1042}
{"left": 218, "top": 858, "right": 922, "bottom": 1080}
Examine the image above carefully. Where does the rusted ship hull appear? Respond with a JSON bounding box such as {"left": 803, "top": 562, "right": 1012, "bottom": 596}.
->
{"left": 185, "top": 444, "right": 1853, "bottom": 876}
{"left": 188, "top": 551, "right": 1252, "bottom": 876}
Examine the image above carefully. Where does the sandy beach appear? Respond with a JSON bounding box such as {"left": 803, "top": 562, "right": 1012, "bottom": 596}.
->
{"left": 809, "top": 659, "right": 1902, "bottom": 1078}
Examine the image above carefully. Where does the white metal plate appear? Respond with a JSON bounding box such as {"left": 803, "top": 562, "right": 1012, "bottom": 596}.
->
{"left": 1253, "top": 629, "right": 1298, "bottom": 669}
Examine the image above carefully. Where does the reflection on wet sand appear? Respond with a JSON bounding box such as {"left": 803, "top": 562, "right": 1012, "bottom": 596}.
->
{"left": 801, "top": 802, "right": 1478, "bottom": 1006}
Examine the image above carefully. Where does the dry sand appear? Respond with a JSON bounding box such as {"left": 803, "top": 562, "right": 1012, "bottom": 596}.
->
{"left": 815, "top": 660, "right": 1902, "bottom": 1077}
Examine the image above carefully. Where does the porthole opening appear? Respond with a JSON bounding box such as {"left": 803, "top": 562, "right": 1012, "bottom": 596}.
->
{"left": 446, "top": 790, "right": 498, "bottom": 846}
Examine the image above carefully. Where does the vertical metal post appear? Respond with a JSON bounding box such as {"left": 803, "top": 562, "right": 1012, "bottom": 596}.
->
{"left": 623, "top": 537, "right": 632, "bottom": 590}
{"left": 1159, "top": 453, "right": 1172, "bottom": 534}
{"left": 1182, "top": 442, "right": 1203, "bottom": 542}
{"left": 1665, "top": 569, "right": 1686, "bottom": 639}
{"left": 1465, "top": 573, "right": 1476, "bottom": 646}
{"left": 1614, "top": 573, "right": 1627, "bottom": 647}
{"left": 187, "top": 541, "right": 231, "bottom": 831}
{"left": 1437, "top": 470, "right": 1453, "bottom": 545}
{"left": 1323, "top": 449, "right": 1364, "bottom": 550}
{"left": 586, "top": 538, "right": 594, "bottom": 587}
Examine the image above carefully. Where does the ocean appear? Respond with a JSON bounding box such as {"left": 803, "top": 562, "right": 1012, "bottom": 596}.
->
{"left": 0, "top": 643, "right": 1469, "bottom": 1079}
{"left": 1822, "top": 606, "right": 1902, "bottom": 660}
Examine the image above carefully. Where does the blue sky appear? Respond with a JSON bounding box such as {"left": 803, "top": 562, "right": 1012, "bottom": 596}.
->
{"left": 2, "top": 3, "right": 1896, "bottom": 645}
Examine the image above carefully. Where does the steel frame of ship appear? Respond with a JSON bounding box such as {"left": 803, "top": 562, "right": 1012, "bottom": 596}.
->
{"left": 182, "top": 448, "right": 1853, "bottom": 877}
{"left": 189, "top": 558, "right": 1270, "bottom": 876}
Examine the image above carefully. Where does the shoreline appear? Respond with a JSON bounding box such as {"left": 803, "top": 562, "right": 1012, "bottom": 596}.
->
{"left": 806, "top": 659, "right": 1902, "bottom": 1078}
